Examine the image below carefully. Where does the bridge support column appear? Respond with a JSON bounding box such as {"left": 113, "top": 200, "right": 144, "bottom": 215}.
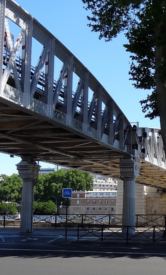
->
{"left": 17, "top": 156, "right": 39, "bottom": 233}
{"left": 120, "top": 159, "right": 136, "bottom": 235}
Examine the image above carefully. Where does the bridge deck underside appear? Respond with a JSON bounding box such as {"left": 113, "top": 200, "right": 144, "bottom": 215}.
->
{"left": 137, "top": 161, "right": 166, "bottom": 190}
{"left": 0, "top": 99, "right": 123, "bottom": 177}
{"left": 0, "top": 99, "right": 166, "bottom": 190}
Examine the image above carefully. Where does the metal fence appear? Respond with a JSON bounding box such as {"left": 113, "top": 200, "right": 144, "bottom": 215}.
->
{"left": 32, "top": 213, "right": 166, "bottom": 228}
{"left": 1, "top": 214, "right": 166, "bottom": 243}
{"left": 0, "top": 214, "right": 21, "bottom": 229}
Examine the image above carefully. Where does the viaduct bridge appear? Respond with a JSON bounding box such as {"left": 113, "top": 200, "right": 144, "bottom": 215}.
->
{"left": 0, "top": 0, "right": 166, "bottom": 233}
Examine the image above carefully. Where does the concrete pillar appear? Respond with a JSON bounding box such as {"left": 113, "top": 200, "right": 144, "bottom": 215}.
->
{"left": 17, "top": 156, "right": 39, "bottom": 233}
{"left": 120, "top": 158, "right": 136, "bottom": 235}
{"left": 116, "top": 182, "right": 145, "bottom": 216}
{"left": 122, "top": 179, "right": 136, "bottom": 234}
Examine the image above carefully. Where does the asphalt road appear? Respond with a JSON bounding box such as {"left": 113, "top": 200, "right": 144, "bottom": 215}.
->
{"left": 1, "top": 254, "right": 166, "bottom": 275}
{"left": 0, "top": 233, "right": 166, "bottom": 275}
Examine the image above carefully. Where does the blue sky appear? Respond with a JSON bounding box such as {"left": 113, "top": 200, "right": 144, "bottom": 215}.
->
{"left": 0, "top": 0, "right": 160, "bottom": 175}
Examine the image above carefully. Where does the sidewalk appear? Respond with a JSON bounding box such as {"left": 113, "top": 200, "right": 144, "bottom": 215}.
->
{"left": 1, "top": 227, "right": 166, "bottom": 245}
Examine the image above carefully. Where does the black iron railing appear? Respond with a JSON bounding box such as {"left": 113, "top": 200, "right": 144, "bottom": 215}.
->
{"left": 1, "top": 213, "right": 166, "bottom": 243}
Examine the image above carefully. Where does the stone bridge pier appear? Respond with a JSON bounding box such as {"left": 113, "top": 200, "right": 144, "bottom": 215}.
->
{"left": 17, "top": 156, "right": 40, "bottom": 233}
{"left": 120, "top": 158, "right": 136, "bottom": 235}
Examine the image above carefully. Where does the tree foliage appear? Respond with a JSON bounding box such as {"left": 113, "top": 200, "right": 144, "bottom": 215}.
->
{"left": 34, "top": 169, "right": 93, "bottom": 202}
{"left": 82, "top": 0, "right": 166, "bottom": 120}
{"left": 0, "top": 169, "right": 93, "bottom": 211}
{"left": 0, "top": 202, "right": 18, "bottom": 215}
{"left": 0, "top": 174, "right": 22, "bottom": 203}
{"left": 33, "top": 200, "right": 56, "bottom": 215}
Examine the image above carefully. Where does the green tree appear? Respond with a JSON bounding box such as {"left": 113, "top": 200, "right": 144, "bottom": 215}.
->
{"left": 0, "top": 174, "right": 22, "bottom": 203}
{"left": 82, "top": 0, "right": 166, "bottom": 150}
{"left": 34, "top": 169, "right": 93, "bottom": 202}
{"left": 0, "top": 170, "right": 93, "bottom": 211}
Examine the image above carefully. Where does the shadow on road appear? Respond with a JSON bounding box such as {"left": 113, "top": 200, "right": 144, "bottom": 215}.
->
{"left": 1, "top": 238, "right": 166, "bottom": 260}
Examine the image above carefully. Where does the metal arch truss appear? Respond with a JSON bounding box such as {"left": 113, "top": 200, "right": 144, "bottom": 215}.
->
{"left": 0, "top": 0, "right": 132, "bottom": 153}
{"left": 137, "top": 128, "right": 166, "bottom": 168}
{"left": 0, "top": 0, "right": 166, "bottom": 190}
{"left": 136, "top": 128, "right": 166, "bottom": 189}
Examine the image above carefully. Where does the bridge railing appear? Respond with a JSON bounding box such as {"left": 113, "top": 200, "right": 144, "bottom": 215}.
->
{"left": 0, "top": 0, "right": 133, "bottom": 153}
{"left": 137, "top": 128, "right": 166, "bottom": 168}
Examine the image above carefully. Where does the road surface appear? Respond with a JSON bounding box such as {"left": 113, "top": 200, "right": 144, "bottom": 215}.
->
{"left": 0, "top": 233, "right": 166, "bottom": 275}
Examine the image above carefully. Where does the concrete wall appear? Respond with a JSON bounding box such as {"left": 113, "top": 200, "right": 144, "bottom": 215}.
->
{"left": 145, "top": 187, "right": 166, "bottom": 214}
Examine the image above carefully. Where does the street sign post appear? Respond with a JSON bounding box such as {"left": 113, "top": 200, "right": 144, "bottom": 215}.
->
{"left": 62, "top": 188, "right": 73, "bottom": 231}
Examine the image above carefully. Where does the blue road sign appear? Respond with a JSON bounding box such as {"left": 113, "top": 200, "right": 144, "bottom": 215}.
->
{"left": 62, "top": 188, "right": 72, "bottom": 198}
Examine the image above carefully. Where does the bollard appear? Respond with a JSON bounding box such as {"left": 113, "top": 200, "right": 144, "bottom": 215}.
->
{"left": 101, "top": 226, "right": 104, "bottom": 241}
{"left": 136, "top": 215, "right": 139, "bottom": 226}
{"left": 54, "top": 214, "right": 57, "bottom": 227}
{"left": 163, "top": 216, "right": 166, "bottom": 238}
{"left": 65, "top": 224, "right": 68, "bottom": 241}
{"left": 77, "top": 225, "right": 80, "bottom": 241}
{"left": 152, "top": 226, "right": 156, "bottom": 243}
{"left": 3, "top": 213, "right": 6, "bottom": 228}
{"left": 108, "top": 214, "right": 111, "bottom": 226}
{"left": 126, "top": 226, "right": 129, "bottom": 244}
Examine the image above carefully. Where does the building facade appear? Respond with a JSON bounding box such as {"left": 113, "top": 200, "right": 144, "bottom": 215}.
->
{"left": 41, "top": 167, "right": 166, "bottom": 217}
{"left": 68, "top": 176, "right": 117, "bottom": 214}
{"left": 68, "top": 175, "right": 147, "bottom": 216}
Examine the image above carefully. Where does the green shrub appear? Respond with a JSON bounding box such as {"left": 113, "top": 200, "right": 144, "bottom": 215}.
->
{"left": 0, "top": 202, "right": 18, "bottom": 215}
{"left": 33, "top": 200, "right": 56, "bottom": 215}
